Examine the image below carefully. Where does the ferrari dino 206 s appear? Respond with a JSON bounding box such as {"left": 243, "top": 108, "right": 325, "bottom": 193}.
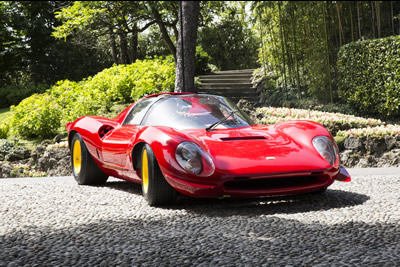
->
{"left": 66, "top": 93, "right": 351, "bottom": 206}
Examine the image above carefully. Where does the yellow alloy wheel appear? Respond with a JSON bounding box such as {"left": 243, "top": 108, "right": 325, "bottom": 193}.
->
{"left": 142, "top": 149, "right": 149, "bottom": 194}
{"left": 73, "top": 139, "right": 82, "bottom": 175}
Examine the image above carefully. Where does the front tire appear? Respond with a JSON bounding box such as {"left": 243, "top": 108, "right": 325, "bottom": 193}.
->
{"left": 71, "top": 133, "right": 108, "bottom": 185}
{"left": 141, "top": 144, "right": 177, "bottom": 206}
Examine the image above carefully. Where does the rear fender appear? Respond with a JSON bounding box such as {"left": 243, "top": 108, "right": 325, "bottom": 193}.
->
{"left": 67, "top": 116, "right": 120, "bottom": 158}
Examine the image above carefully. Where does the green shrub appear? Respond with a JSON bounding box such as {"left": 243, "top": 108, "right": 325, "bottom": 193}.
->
{"left": 8, "top": 57, "right": 175, "bottom": 138}
{"left": 86, "top": 56, "right": 175, "bottom": 103}
{"left": 337, "top": 36, "right": 400, "bottom": 118}
{"left": 195, "top": 46, "right": 212, "bottom": 75}
{"left": 0, "top": 122, "right": 9, "bottom": 139}
{"left": 10, "top": 94, "right": 61, "bottom": 138}
{"left": 49, "top": 80, "right": 106, "bottom": 125}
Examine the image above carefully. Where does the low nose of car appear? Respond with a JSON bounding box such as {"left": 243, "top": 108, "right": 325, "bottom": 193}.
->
{"left": 196, "top": 129, "right": 330, "bottom": 176}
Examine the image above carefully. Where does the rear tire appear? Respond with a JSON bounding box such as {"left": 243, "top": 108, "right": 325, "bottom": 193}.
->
{"left": 141, "top": 144, "right": 177, "bottom": 206}
{"left": 71, "top": 133, "right": 108, "bottom": 185}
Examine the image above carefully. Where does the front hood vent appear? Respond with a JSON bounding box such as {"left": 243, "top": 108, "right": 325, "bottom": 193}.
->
{"left": 220, "top": 136, "right": 267, "bottom": 141}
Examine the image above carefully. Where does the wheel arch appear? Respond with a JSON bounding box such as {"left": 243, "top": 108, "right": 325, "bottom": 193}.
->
{"left": 132, "top": 141, "right": 147, "bottom": 172}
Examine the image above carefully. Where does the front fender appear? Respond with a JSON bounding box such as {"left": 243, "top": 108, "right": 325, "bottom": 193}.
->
{"left": 134, "top": 126, "right": 198, "bottom": 181}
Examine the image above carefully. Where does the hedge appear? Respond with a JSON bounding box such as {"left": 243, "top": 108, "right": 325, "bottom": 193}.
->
{"left": 337, "top": 36, "right": 400, "bottom": 118}
{"left": 4, "top": 57, "right": 175, "bottom": 138}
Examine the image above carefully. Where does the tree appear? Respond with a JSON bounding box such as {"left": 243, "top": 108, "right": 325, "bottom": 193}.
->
{"left": 175, "top": 1, "right": 200, "bottom": 92}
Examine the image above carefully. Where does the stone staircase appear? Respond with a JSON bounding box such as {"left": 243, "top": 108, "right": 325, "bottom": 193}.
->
{"left": 197, "top": 69, "right": 259, "bottom": 104}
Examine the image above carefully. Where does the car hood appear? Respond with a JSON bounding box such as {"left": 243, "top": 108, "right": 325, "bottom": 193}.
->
{"left": 182, "top": 125, "right": 331, "bottom": 176}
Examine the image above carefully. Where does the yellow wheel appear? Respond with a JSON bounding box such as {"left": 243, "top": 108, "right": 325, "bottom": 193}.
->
{"left": 70, "top": 133, "right": 108, "bottom": 185}
{"left": 142, "top": 148, "right": 149, "bottom": 195}
{"left": 141, "top": 144, "right": 177, "bottom": 206}
{"left": 72, "top": 139, "right": 82, "bottom": 175}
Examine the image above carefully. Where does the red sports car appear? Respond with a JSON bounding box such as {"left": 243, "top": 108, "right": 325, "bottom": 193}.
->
{"left": 66, "top": 93, "right": 351, "bottom": 206}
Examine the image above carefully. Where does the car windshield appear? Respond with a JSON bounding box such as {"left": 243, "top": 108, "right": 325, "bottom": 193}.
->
{"left": 141, "top": 95, "right": 254, "bottom": 130}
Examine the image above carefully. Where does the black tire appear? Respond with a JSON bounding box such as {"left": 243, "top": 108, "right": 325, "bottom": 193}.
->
{"left": 141, "top": 144, "right": 177, "bottom": 206}
{"left": 71, "top": 133, "right": 108, "bottom": 185}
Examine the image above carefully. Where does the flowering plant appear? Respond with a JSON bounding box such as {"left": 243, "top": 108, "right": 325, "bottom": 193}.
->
{"left": 256, "top": 107, "right": 383, "bottom": 130}
{"left": 337, "top": 125, "right": 400, "bottom": 138}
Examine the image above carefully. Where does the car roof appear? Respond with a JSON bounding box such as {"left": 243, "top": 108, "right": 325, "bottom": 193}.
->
{"left": 143, "top": 92, "right": 196, "bottom": 99}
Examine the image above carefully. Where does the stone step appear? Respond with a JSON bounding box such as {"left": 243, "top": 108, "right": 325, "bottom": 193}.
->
{"left": 198, "top": 87, "right": 258, "bottom": 93}
{"left": 213, "top": 69, "right": 255, "bottom": 75}
{"left": 198, "top": 74, "right": 252, "bottom": 80}
{"left": 199, "top": 83, "right": 254, "bottom": 89}
{"left": 198, "top": 91, "right": 259, "bottom": 98}
{"left": 200, "top": 78, "right": 252, "bottom": 83}
{"left": 197, "top": 69, "right": 259, "bottom": 103}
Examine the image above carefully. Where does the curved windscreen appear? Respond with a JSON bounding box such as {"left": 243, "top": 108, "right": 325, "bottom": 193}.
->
{"left": 141, "top": 95, "right": 254, "bottom": 130}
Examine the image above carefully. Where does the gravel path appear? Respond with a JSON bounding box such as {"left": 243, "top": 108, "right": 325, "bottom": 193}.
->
{"left": 1, "top": 173, "right": 399, "bottom": 266}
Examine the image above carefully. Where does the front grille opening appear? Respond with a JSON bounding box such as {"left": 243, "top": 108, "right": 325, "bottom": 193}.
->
{"left": 224, "top": 175, "right": 322, "bottom": 190}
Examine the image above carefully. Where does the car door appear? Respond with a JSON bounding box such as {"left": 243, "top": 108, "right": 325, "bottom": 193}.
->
{"left": 101, "top": 97, "right": 159, "bottom": 169}
{"left": 101, "top": 125, "right": 139, "bottom": 168}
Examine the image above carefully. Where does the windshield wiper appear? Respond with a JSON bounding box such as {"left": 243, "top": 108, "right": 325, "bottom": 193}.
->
{"left": 206, "top": 110, "right": 238, "bottom": 132}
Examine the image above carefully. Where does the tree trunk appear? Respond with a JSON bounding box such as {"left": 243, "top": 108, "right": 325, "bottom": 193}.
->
{"left": 131, "top": 25, "right": 138, "bottom": 63}
{"left": 371, "top": 1, "right": 376, "bottom": 38}
{"left": 175, "top": 1, "right": 200, "bottom": 93}
{"left": 109, "top": 26, "right": 118, "bottom": 64}
{"left": 336, "top": 2, "right": 345, "bottom": 46}
{"left": 350, "top": 3, "right": 354, "bottom": 42}
{"left": 151, "top": 5, "right": 177, "bottom": 61}
{"left": 391, "top": 1, "right": 395, "bottom": 35}
{"left": 278, "top": 1, "right": 287, "bottom": 98}
{"left": 119, "top": 32, "right": 130, "bottom": 64}
{"left": 375, "top": 1, "right": 381, "bottom": 38}
{"left": 357, "top": 1, "right": 362, "bottom": 39}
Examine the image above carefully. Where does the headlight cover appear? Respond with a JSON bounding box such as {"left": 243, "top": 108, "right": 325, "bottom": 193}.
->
{"left": 312, "top": 136, "right": 339, "bottom": 167}
{"left": 175, "top": 141, "right": 214, "bottom": 176}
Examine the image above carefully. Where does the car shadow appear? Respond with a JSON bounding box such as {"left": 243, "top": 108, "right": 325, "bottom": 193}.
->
{"left": 101, "top": 180, "right": 369, "bottom": 217}
{"left": 170, "top": 189, "right": 369, "bottom": 217}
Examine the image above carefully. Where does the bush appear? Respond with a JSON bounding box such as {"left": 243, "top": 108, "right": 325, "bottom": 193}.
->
{"left": 8, "top": 57, "right": 175, "bottom": 138}
{"left": 337, "top": 36, "right": 400, "bottom": 118}
{"left": 49, "top": 80, "right": 106, "bottom": 125}
{"left": 0, "top": 122, "right": 9, "bottom": 139}
{"left": 86, "top": 56, "right": 175, "bottom": 103}
{"left": 10, "top": 94, "right": 61, "bottom": 138}
{"left": 195, "top": 46, "right": 212, "bottom": 75}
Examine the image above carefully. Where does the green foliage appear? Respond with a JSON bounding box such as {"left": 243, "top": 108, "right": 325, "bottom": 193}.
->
{"left": 0, "top": 122, "right": 9, "bottom": 139}
{"left": 195, "top": 46, "right": 212, "bottom": 75}
{"left": 337, "top": 36, "right": 400, "bottom": 118}
{"left": 0, "top": 84, "right": 48, "bottom": 108}
{"left": 86, "top": 57, "right": 175, "bottom": 103}
{"left": 10, "top": 93, "right": 61, "bottom": 138}
{"left": 8, "top": 57, "right": 175, "bottom": 138}
{"left": 198, "top": 11, "right": 259, "bottom": 70}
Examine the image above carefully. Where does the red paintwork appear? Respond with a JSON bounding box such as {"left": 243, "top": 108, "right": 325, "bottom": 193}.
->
{"left": 67, "top": 93, "right": 350, "bottom": 198}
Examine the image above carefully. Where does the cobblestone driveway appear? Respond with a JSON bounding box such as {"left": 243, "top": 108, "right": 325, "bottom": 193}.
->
{"left": 1, "top": 173, "right": 399, "bottom": 266}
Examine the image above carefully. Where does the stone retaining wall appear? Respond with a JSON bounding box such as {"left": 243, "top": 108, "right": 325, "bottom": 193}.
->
{"left": 340, "top": 135, "right": 400, "bottom": 168}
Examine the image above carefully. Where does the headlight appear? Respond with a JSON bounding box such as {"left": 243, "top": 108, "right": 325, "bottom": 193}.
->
{"left": 175, "top": 141, "right": 214, "bottom": 176}
{"left": 312, "top": 136, "right": 339, "bottom": 167}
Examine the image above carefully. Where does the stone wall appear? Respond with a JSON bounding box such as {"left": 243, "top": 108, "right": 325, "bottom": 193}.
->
{"left": 340, "top": 135, "right": 400, "bottom": 168}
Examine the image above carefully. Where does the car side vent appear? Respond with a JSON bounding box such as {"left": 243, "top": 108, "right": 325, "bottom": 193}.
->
{"left": 220, "top": 136, "right": 267, "bottom": 141}
{"left": 99, "top": 125, "right": 114, "bottom": 139}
